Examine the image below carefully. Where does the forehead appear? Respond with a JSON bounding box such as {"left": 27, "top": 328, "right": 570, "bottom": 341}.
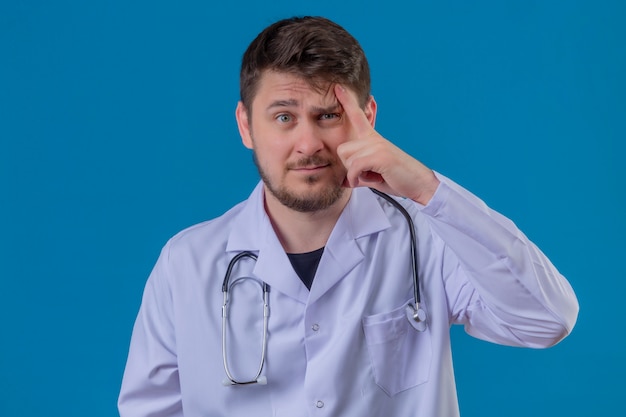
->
{"left": 252, "top": 71, "right": 336, "bottom": 109}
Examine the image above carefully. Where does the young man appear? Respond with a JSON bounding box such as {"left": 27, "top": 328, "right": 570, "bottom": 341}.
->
{"left": 119, "top": 16, "right": 578, "bottom": 416}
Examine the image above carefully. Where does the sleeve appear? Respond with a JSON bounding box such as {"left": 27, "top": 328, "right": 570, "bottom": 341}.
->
{"left": 420, "top": 173, "right": 579, "bottom": 348}
{"left": 118, "top": 243, "right": 184, "bottom": 417}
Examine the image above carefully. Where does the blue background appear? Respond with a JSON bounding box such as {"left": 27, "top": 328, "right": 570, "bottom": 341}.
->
{"left": 1, "top": 1, "right": 624, "bottom": 415}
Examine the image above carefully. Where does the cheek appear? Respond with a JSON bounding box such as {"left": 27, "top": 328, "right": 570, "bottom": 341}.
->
{"left": 257, "top": 139, "right": 291, "bottom": 161}
{"left": 253, "top": 138, "right": 290, "bottom": 170}
{"left": 251, "top": 124, "right": 290, "bottom": 153}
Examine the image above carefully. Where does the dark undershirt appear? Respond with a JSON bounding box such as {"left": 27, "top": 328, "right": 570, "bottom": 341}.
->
{"left": 287, "top": 247, "right": 324, "bottom": 290}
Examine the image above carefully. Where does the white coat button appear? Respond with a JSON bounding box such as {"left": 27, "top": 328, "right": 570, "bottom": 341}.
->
{"left": 312, "top": 323, "right": 320, "bottom": 332}
{"left": 315, "top": 400, "right": 324, "bottom": 408}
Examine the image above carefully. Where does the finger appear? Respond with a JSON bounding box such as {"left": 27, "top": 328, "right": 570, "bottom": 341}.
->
{"left": 344, "top": 165, "right": 384, "bottom": 189}
{"left": 334, "top": 84, "right": 372, "bottom": 136}
{"left": 356, "top": 171, "right": 385, "bottom": 188}
{"left": 340, "top": 142, "right": 383, "bottom": 189}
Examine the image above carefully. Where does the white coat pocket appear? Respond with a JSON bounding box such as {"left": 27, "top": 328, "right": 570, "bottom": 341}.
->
{"left": 362, "top": 301, "right": 432, "bottom": 396}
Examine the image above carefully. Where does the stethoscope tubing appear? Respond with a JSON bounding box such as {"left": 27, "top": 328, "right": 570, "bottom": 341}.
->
{"left": 220, "top": 189, "right": 425, "bottom": 386}
{"left": 369, "top": 188, "right": 422, "bottom": 311}
{"left": 221, "top": 252, "right": 270, "bottom": 385}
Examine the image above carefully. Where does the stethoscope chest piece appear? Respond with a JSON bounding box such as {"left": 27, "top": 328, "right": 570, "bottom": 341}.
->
{"left": 405, "top": 304, "right": 427, "bottom": 332}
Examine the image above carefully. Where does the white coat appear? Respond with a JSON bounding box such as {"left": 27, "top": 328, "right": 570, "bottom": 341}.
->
{"left": 118, "top": 173, "right": 578, "bottom": 417}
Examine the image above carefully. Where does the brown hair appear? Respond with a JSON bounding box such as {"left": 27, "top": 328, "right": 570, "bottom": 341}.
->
{"left": 240, "top": 16, "right": 371, "bottom": 111}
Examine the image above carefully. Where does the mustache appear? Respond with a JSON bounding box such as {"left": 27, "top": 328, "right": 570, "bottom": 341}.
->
{"left": 286, "top": 155, "right": 337, "bottom": 170}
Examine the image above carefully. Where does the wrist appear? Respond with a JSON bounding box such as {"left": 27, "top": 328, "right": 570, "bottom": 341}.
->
{"left": 411, "top": 172, "right": 440, "bottom": 205}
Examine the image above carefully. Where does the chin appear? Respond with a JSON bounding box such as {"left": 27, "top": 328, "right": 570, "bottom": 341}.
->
{"left": 272, "top": 181, "right": 346, "bottom": 213}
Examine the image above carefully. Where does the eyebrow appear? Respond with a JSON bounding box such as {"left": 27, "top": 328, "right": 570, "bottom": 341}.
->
{"left": 265, "top": 100, "right": 342, "bottom": 114}
{"left": 266, "top": 99, "right": 299, "bottom": 111}
{"left": 311, "top": 103, "right": 342, "bottom": 114}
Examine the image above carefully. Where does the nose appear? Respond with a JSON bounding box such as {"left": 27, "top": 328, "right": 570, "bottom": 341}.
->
{"left": 294, "top": 122, "right": 324, "bottom": 156}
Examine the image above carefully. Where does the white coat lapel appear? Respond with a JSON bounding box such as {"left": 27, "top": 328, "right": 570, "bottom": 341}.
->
{"left": 226, "top": 182, "right": 309, "bottom": 304}
{"left": 308, "top": 188, "right": 391, "bottom": 305}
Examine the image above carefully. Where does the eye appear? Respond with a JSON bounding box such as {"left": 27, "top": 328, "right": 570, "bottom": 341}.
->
{"left": 319, "top": 113, "right": 341, "bottom": 121}
{"left": 276, "top": 114, "right": 292, "bottom": 123}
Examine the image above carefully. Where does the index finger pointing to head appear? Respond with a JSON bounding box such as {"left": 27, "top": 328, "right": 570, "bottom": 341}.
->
{"left": 334, "top": 84, "right": 374, "bottom": 135}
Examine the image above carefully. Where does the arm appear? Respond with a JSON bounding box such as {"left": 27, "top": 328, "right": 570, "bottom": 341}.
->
{"left": 422, "top": 174, "right": 578, "bottom": 346}
{"left": 118, "top": 245, "right": 184, "bottom": 417}
{"left": 334, "top": 85, "right": 578, "bottom": 347}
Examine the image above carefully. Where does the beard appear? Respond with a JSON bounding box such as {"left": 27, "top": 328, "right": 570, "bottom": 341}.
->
{"left": 253, "top": 152, "right": 346, "bottom": 213}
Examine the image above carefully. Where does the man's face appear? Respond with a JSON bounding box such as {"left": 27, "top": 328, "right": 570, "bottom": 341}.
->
{"left": 236, "top": 71, "right": 374, "bottom": 213}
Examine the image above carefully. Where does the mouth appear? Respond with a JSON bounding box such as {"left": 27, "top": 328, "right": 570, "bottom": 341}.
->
{"left": 292, "top": 164, "right": 330, "bottom": 172}
{"left": 287, "top": 155, "right": 335, "bottom": 176}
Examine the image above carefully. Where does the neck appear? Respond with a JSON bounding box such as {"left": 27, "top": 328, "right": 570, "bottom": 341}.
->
{"left": 263, "top": 187, "right": 352, "bottom": 254}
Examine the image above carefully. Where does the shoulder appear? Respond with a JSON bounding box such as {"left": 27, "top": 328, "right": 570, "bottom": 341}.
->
{"left": 163, "top": 199, "right": 248, "bottom": 257}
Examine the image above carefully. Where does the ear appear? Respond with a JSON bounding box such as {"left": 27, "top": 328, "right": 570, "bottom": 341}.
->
{"left": 236, "top": 101, "right": 253, "bottom": 149}
{"left": 364, "top": 95, "right": 377, "bottom": 128}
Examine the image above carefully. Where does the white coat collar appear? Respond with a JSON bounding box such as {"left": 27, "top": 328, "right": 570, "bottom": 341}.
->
{"left": 226, "top": 182, "right": 391, "bottom": 304}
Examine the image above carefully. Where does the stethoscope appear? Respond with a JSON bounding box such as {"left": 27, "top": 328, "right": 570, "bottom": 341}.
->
{"left": 221, "top": 189, "right": 427, "bottom": 387}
